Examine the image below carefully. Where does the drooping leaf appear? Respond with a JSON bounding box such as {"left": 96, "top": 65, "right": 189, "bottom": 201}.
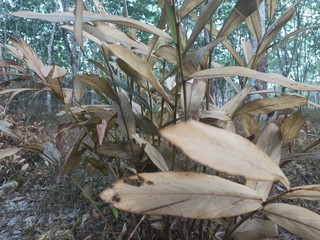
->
{"left": 160, "top": 120, "right": 290, "bottom": 187}
{"left": 10, "top": 11, "right": 173, "bottom": 42}
{"left": 263, "top": 203, "right": 320, "bottom": 239}
{"left": 107, "top": 44, "right": 172, "bottom": 105}
{"left": 100, "top": 172, "right": 262, "bottom": 219}
{"left": 231, "top": 219, "right": 278, "bottom": 240}
{"left": 80, "top": 23, "right": 148, "bottom": 52}
{"left": 246, "top": 123, "right": 282, "bottom": 201}
{"left": 281, "top": 185, "right": 320, "bottom": 201}
{"left": 42, "top": 66, "right": 67, "bottom": 102}
{"left": 235, "top": 95, "right": 307, "bottom": 116}
{"left": 190, "top": 66, "right": 320, "bottom": 91}
{"left": 0, "top": 59, "right": 24, "bottom": 71}
{"left": 132, "top": 134, "right": 169, "bottom": 172}
{"left": 0, "top": 148, "right": 22, "bottom": 160}
{"left": 2, "top": 36, "right": 45, "bottom": 81}
{"left": 74, "top": 74, "right": 120, "bottom": 104}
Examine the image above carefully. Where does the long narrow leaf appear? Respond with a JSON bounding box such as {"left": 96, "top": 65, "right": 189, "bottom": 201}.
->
{"left": 100, "top": 172, "right": 262, "bottom": 219}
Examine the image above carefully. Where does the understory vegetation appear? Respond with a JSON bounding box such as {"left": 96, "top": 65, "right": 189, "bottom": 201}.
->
{"left": 1, "top": 0, "right": 320, "bottom": 239}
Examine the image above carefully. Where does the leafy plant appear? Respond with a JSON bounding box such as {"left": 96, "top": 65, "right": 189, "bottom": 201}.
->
{"left": 1, "top": 0, "right": 320, "bottom": 238}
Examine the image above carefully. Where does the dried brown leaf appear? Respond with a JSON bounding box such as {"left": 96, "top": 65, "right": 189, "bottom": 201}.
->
{"left": 180, "top": 79, "right": 206, "bottom": 119}
{"left": 160, "top": 120, "right": 289, "bottom": 187}
{"left": 0, "top": 148, "right": 22, "bottom": 160}
{"left": 246, "top": 123, "right": 282, "bottom": 201}
{"left": 231, "top": 219, "right": 278, "bottom": 240}
{"left": 100, "top": 172, "right": 262, "bottom": 219}
{"left": 97, "top": 142, "right": 141, "bottom": 159}
{"left": 280, "top": 112, "right": 305, "bottom": 145}
{"left": 132, "top": 134, "right": 169, "bottom": 172}
{"left": 263, "top": 203, "right": 320, "bottom": 239}
{"left": 191, "top": 66, "right": 320, "bottom": 91}
{"left": 235, "top": 95, "right": 307, "bottom": 116}
{"left": 281, "top": 185, "right": 320, "bottom": 201}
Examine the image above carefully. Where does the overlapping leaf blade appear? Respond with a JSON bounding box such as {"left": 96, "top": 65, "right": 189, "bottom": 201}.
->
{"left": 160, "top": 120, "right": 290, "bottom": 187}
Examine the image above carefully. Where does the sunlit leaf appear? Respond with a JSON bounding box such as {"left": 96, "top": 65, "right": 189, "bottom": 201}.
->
{"left": 100, "top": 172, "right": 262, "bottom": 219}
{"left": 235, "top": 95, "right": 307, "bottom": 116}
{"left": 263, "top": 203, "right": 320, "bottom": 239}
{"left": 160, "top": 120, "right": 289, "bottom": 187}
{"left": 132, "top": 134, "right": 169, "bottom": 172}
{"left": 191, "top": 66, "right": 320, "bottom": 91}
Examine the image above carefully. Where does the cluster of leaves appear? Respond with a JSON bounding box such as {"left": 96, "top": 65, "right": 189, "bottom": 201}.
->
{"left": 1, "top": 0, "right": 320, "bottom": 239}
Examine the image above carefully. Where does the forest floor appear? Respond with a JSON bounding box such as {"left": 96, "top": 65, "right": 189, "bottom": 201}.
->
{"left": 1, "top": 109, "right": 320, "bottom": 240}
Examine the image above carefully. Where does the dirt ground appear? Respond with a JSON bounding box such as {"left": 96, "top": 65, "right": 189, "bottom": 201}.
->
{"left": 1, "top": 109, "right": 320, "bottom": 239}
